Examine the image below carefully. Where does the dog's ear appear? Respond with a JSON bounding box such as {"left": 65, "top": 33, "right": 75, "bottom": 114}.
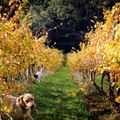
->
{"left": 16, "top": 95, "right": 24, "bottom": 104}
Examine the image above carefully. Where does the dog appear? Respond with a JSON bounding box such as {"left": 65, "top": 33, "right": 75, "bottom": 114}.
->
{"left": 2, "top": 93, "right": 35, "bottom": 120}
{"left": 34, "top": 65, "right": 45, "bottom": 82}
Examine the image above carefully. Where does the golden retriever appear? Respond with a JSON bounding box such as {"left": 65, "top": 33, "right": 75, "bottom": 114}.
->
{"left": 2, "top": 93, "right": 35, "bottom": 120}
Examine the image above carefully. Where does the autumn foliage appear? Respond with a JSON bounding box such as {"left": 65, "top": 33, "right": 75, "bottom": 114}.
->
{"left": 67, "top": 3, "right": 120, "bottom": 101}
{"left": 0, "top": 2, "right": 63, "bottom": 95}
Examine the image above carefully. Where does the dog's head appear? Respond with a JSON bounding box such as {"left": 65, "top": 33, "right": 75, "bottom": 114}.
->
{"left": 17, "top": 93, "right": 35, "bottom": 110}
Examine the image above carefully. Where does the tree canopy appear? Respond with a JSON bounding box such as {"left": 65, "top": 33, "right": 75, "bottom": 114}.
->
{"left": 28, "top": 0, "right": 119, "bottom": 52}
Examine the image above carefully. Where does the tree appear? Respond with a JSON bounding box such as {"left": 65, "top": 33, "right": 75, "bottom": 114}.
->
{"left": 29, "top": 0, "right": 119, "bottom": 52}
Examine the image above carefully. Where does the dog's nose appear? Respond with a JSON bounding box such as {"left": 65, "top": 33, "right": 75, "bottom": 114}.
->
{"left": 31, "top": 105, "right": 34, "bottom": 109}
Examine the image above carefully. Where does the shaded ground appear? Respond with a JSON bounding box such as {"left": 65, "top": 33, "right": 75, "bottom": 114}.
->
{"left": 85, "top": 90, "right": 120, "bottom": 120}
{"left": 86, "top": 91, "right": 112, "bottom": 120}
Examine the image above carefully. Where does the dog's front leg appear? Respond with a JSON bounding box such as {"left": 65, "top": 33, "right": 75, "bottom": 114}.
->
{"left": 26, "top": 115, "right": 34, "bottom": 120}
{"left": 25, "top": 112, "right": 34, "bottom": 120}
{"left": 29, "top": 116, "right": 34, "bottom": 120}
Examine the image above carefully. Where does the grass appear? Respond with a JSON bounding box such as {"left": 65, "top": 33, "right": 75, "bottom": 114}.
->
{"left": 27, "top": 67, "right": 90, "bottom": 120}
{"left": 96, "top": 74, "right": 109, "bottom": 92}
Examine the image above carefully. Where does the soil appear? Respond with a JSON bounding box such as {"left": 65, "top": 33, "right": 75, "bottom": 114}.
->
{"left": 85, "top": 91, "right": 120, "bottom": 120}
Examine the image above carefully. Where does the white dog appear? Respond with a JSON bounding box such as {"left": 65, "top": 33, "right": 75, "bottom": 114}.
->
{"left": 34, "top": 65, "right": 45, "bottom": 82}
{"left": 2, "top": 93, "right": 35, "bottom": 120}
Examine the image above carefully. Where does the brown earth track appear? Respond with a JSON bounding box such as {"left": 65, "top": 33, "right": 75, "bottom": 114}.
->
{"left": 85, "top": 91, "right": 120, "bottom": 120}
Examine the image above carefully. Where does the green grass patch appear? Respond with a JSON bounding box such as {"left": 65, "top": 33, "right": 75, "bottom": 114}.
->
{"left": 96, "top": 75, "right": 109, "bottom": 91}
{"left": 27, "top": 67, "right": 90, "bottom": 120}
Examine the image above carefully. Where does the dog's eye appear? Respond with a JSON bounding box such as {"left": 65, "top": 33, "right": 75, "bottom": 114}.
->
{"left": 30, "top": 98, "right": 33, "bottom": 101}
{"left": 26, "top": 100, "right": 29, "bottom": 103}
